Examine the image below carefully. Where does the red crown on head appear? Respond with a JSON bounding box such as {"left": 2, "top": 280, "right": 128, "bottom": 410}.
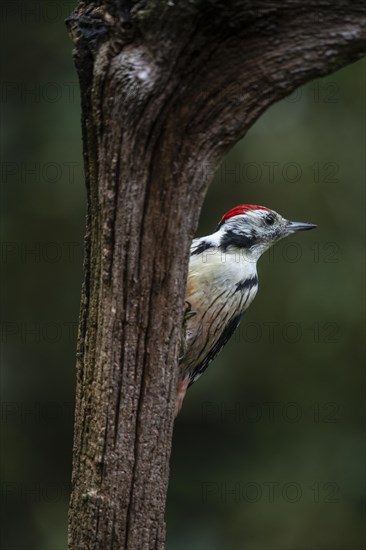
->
{"left": 218, "top": 204, "right": 269, "bottom": 226}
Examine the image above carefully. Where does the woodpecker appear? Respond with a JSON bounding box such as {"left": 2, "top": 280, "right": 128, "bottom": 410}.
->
{"left": 176, "top": 204, "right": 316, "bottom": 416}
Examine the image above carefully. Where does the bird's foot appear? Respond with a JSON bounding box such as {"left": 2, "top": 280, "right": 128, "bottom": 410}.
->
{"left": 179, "top": 301, "right": 196, "bottom": 360}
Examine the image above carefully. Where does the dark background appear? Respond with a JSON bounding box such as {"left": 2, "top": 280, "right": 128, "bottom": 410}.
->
{"left": 1, "top": 2, "right": 365, "bottom": 549}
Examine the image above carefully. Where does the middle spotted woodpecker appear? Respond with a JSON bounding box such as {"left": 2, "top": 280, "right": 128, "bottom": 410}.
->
{"left": 176, "top": 204, "right": 316, "bottom": 416}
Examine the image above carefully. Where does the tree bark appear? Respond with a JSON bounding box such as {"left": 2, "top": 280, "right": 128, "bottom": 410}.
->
{"left": 66, "top": 1, "right": 365, "bottom": 549}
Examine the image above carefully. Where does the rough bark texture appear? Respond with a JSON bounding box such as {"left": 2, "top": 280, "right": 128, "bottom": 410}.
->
{"left": 66, "top": 1, "right": 365, "bottom": 549}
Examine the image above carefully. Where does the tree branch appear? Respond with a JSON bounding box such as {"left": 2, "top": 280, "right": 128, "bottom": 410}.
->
{"left": 66, "top": 2, "right": 365, "bottom": 548}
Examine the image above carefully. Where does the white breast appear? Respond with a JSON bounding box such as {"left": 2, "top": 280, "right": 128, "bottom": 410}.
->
{"left": 182, "top": 246, "right": 258, "bottom": 381}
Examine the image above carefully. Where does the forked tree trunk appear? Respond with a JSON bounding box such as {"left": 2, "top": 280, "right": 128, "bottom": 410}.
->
{"left": 66, "top": 2, "right": 365, "bottom": 548}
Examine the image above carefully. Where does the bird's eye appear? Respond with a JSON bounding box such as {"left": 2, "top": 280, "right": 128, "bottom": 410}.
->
{"left": 264, "top": 214, "right": 275, "bottom": 226}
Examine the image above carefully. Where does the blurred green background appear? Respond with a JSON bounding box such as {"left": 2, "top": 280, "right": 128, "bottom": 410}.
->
{"left": 1, "top": 2, "right": 365, "bottom": 549}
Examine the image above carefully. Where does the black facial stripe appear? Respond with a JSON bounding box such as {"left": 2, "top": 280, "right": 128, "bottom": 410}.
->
{"left": 220, "top": 229, "right": 257, "bottom": 251}
{"left": 235, "top": 275, "right": 258, "bottom": 293}
{"left": 191, "top": 240, "right": 213, "bottom": 256}
{"left": 272, "top": 227, "right": 283, "bottom": 240}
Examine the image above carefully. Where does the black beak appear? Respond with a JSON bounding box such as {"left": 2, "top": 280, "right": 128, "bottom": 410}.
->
{"left": 287, "top": 221, "right": 317, "bottom": 232}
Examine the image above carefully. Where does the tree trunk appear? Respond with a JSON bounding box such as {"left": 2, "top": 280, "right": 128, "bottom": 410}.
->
{"left": 66, "top": 1, "right": 365, "bottom": 548}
